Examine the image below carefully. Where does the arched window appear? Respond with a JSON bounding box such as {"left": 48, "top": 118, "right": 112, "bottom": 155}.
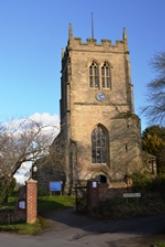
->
{"left": 91, "top": 125, "right": 109, "bottom": 163}
{"left": 101, "top": 62, "right": 111, "bottom": 88}
{"left": 89, "top": 62, "right": 99, "bottom": 87}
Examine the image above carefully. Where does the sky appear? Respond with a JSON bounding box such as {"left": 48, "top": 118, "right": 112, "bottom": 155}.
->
{"left": 0, "top": 0, "right": 164, "bottom": 129}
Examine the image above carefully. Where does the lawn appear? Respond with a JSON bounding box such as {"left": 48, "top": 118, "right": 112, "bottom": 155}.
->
{"left": 156, "top": 242, "right": 165, "bottom": 247}
{"left": 0, "top": 217, "right": 46, "bottom": 235}
{"left": 38, "top": 195, "right": 75, "bottom": 213}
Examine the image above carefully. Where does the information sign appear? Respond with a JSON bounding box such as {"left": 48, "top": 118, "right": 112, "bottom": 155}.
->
{"left": 123, "top": 193, "right": 141, "bottom": 198}
{"left": 49, "top": 181, "right": 62, "bottom": 192}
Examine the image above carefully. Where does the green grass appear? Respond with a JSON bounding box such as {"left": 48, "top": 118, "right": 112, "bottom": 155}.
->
{"left": 156, "top": 242, "right": 165, "bottom": 247}
{"left": 0, "top": 195, "right": 75, "bottom": 213}
{"left": 0, "top": 217, "right": 47, "bottom": 235}
{"left": 38, "top": 195, "right": 75, "bottom": 213}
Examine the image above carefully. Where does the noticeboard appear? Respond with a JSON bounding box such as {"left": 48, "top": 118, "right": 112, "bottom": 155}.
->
{"left": 19, "top": 200, "right": 26, "bottom": 209}
{"left": 49, "top": 181, "right": 62, "bottom": 192}
{"left": 92, "top": 181, "right": 97, "bottom": 188}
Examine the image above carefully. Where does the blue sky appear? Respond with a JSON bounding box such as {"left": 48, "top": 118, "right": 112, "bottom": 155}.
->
{"left": 0, "top": 0, "right": 164, "bottom": 129}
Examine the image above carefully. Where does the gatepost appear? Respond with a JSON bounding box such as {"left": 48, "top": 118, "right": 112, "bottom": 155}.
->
{"left": 26, "top": 179, "right": 38, "bottom": 224}
{"left": 87, "top": 180, "right": 99, "bottom": 210}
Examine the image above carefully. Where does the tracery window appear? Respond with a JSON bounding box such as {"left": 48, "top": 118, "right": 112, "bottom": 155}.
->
{"left": 91, "top": 125, "right": 109, "bottom": 163}
{"left": 101, "top": 62, "right": 111, "bottom": 88}
{"left": 89, "top": 62, "right": 99, "bottom": 87}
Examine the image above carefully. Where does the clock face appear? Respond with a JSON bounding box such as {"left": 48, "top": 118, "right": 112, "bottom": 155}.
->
{"left": 96, "top": 92, "right": 106, "bottom": 101}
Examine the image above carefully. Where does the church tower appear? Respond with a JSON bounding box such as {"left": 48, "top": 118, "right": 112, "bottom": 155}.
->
{"left": 53, "top": 26, "right": 143, "bottom": 192}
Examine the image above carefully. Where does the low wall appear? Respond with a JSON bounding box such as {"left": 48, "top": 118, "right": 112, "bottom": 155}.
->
{"left": 98, "top": 182, "right": 131, "bottom": 201}
{"left": 87, "top": 181, "right": 133, "bottom": 210}
{"left": 0, "top": 209, "right": 26, "bottom": 224}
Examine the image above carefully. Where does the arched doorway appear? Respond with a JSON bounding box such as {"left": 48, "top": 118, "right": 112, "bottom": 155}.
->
{"left": 95, "top": 174, "right": 107, "bottom": 184}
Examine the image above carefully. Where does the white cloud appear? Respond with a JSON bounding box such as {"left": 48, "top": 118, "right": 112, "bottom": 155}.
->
{"left": 30, "top": 112, "right": 59, "bottom": 128}
{"left": 3, "top": 112, "right": 60, "bottom": 140}
{"left": 29, "top": 112, "right": 60, "bottom": 142}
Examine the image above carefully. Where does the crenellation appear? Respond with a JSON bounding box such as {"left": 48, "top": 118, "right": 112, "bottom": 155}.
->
{"left": 101, "top": 39, "right": 112, "bottom": 45}
{"left": 86, "top": 38, "right": 97, "bottom": 43}
{"left": 115, "top": 40, "right": 125, "bottom": 49}
{"left": 68, "top": 36, "right": 126, "bottom": 53}
{"left": 116, "top": 40, "right": 124, "bottom": 44}
{"left": 73, "top": 37, "right": 82, "bottom": 42}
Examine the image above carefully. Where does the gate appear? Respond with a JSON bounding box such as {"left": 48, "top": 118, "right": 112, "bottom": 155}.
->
{"left": 75, "top": 181, "right": 87, "bottom": 212}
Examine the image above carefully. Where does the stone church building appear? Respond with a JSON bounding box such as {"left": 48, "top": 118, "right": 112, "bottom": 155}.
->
{"left": 52, "top": 26, "right": 143, "bottom": 193}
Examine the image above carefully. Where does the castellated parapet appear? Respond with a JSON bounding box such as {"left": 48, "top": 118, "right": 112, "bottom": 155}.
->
{"left": 63, "top": 36, "right": 129, "bottom": 56}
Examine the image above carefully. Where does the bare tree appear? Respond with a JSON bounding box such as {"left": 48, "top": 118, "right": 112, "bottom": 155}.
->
{"left": 143, "top": 52, "right": 165, "bottom": 125}
{"left": 0, "top": 119, "right": 58, "bottom": 204}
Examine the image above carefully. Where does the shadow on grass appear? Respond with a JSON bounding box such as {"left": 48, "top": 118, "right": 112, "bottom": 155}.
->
{"left": 38, "top": 195, "right": 75, "bottom": 214}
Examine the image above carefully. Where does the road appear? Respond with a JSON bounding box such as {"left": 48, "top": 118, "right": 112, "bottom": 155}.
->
{"left": 1, "top": 209, "right": 165, "bottom": 246}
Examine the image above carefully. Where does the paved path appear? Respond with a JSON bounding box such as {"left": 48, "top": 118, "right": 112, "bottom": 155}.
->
{"left": 1, "top": 209, "right": 165, "bottom": 246}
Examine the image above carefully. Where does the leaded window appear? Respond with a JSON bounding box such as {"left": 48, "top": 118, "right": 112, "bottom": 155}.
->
{"left": 101, "top": 62, "right": 111, "bottom": 88}
{"left": 91, "top": 125, "right": 108, "bottom": 163}
{"left": 89, "top": 62, "right": 99, "bottom": 87}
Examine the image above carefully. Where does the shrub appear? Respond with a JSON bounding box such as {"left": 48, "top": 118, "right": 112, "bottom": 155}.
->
{"left": 93, "top": 193, "right": 165, "bottom": 219}
{"left": 152, "top": 174, "right": 165, "bottom": 192}
{"left": 131, "top": 172, "right": 165, "bottom": 193}
{"left": 131, "top": 172, "right": 153, "bottom": 192}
